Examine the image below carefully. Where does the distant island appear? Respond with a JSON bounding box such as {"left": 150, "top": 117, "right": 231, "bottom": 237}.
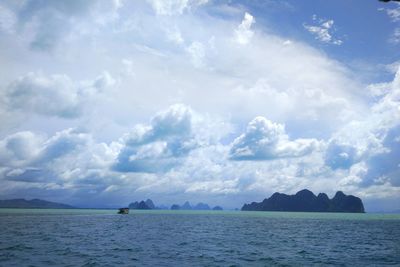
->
{"left": 129, "top": 199, "right": 156, "bottom": 210}
{"left": 128, "top": 199, "right": 223, "bottom": 211}
{"left": 169, "top": 201, "right": 223, "bottom": 211}
{"left": 242, "top": 189, "right": 365, "bottom": 213}
{"left": 0, "top": 199, "right": 74, "bottom": 209}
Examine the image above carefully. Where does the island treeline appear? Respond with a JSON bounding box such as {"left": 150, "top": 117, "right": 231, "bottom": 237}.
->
{"left": 242, "top": 189, "right": 365, "bottom": 213}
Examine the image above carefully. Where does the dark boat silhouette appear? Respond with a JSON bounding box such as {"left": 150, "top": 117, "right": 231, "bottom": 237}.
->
{"left": 118, "top": 208, "right": 129, "bottom": 214}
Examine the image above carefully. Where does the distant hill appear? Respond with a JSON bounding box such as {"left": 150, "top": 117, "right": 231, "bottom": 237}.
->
{"left": 171, "top": 204, "right": 180, "bottom": 210}
{"left": 181, "top": 201, "right": 192, "bottom": 210}
{"left": 0, "top": 199, "right": 74, "bottom": 209}
{"left": 128, "top": 199, "right": 155, "bottom": 210}
{"left": 193, "top": 202, "right": 210, "bottom": 210}
{"left": 169, "top": 201, "right": 215, "bottom": 210}
{"left": 242, "top": 189, "right": 365, "bottom": 213}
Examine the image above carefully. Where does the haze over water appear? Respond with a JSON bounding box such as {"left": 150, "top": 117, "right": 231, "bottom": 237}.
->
{"left": 1, "top": 209, "right": 399, "bottom": 266}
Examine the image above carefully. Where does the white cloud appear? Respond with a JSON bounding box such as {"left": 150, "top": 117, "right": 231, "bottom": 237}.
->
{"left": 370, "top": 66, "right": 400, "bottom": 129}
{"left": 186, "top": 41, "right": 206, "bottom": 68}
{"left": 0, "top": 1, "right": 363, "bottom": 138}
{"left": 4, "top": 71, "right": 114, "bottom": 118}
{"left": 93, "top": 71, "right": 116, "bottom": 91}
{"left": 0, "top": 131, "right": 44, "bottom": 167}
{"left": 325, "top": 66, "right": 400, "bottom": 188}
{"left": 390, "top": 27, "right": 400, "bottom": 44}
{"left": 0, "top": 96, "right": 398, "bottom": 209}
{"left": 283, "top": 40, "right": 292, "bottom": 46}
{"left": 379, "top": 5, "right": 400, "bottom": 44}
{"left": 304, "top": 15, "right": 342, "bottom": 45}
{"left": 5, "top": 72, "right": 82, "bottom": 118}
{"left": 165, "top": 26, "right": 185, "bottom": 44}
{"left": 39, "top": 128, "right": 91, "bottom": 162}
{"left": 0, "top": 128, "right": 118, "bottom": 187}
{"left": 0, "top": 4, "right": 16, "bottom": 34}
{"left": 146, "top": 0, "right": 208, "bottom": 16}
{"left": 380, "top": 4, "right": 400, "bottom": 22}
{"left": 235, "top": 12, "right": 255, "bottom": 45}
{"left": 230, "top": 117, "right": 320, "bottom": 160}
{"left": 324, "top": 140, "right": 361, "bottom": 170}
{"left": 0, "top": 1, "right": 398, "bottom": 210}
{"left": 113, "top": 104, "right": 199, "bottom": 173}
{"left": 0, "top": 0, "right": 122, "bottom": 51}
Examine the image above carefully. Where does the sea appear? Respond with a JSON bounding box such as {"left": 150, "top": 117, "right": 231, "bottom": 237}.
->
{"left": 0, "top": 209, "right": 399, "bottom": 266}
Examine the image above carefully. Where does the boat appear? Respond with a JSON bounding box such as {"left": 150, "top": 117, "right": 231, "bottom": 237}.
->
{"left": 118, "top": 208, "right": 129, "bottom": 214}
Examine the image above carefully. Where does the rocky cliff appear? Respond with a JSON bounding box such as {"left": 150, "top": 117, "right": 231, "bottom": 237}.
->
{"left": 242, "top": 189, "right": 365, "bottom": 213}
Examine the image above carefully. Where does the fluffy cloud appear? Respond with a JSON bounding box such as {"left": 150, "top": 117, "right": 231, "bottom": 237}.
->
{"left": 0, "top": 4, "right": 16, "bottom": 34}
{"left": 0, "top": 1, "right": 399, "bottom": 210}
{"left": 0, "top": 0, "right": 122, "bottom": 51}
{"left": 304, "top": 15, "right": 342, "bottom": 45}
{"left": 0, "top": 127, "right": 121, "bottom": 192}
{"left": 3, "top": 71, "right": 114, "bottom": 118}
{"left": 235, "top": 12, "right": 255, "bottom": 45}
{"left": 0, "top": 98, "right": 398, "bottom": 209}
{"left": 324, "top": 141, "right": 360, "bottom": 170}
{"left": 380, "top": 4, "right": 400, "bottom": 22}
{"left": 364, "top": 126, "right": 400, "bottom": 187}
{"left": 39, "top": 129, "right": 90, "bottom": 162}
{"left": 113, "top": 104, "right": 199, "bottom": 173}
{"left": 0, "top": 131, "right": 44, "bottom": 167}
{"left": 363, "top": 68, "right": 400, "bottom": 187}
{"left": 186, "top": 41, "right": 206, "bottom": 68}
{"left": 390, "top": 27, "right": 400, "bottom": 44}
{"left": 379, "top": 4, "right": 400, "bottom": 44}
{"left": 230, "top": 117, "right": 320, "bottom": 160}
{"left": 0, "top": 129, "right": 88, "bottom": 181}
{"left": 326, "top": 66, "right": 400, "bottom": 186}
{"left": 146, "top": 0, "right": 209, "bottom": 16}
{"left": 0, "top": 1, "right": 364, "bottom": 138}
{"left": 0, "top": 104, "right": 231, "bottom": 206}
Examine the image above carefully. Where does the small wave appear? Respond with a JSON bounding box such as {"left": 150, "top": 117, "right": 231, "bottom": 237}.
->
{"left": 0, "top": 244, "right": 33, "bottom": 251}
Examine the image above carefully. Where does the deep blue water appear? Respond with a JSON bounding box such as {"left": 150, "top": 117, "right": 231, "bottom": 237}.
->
{"left": 0, "top": 209, "right": 399, "bottom": 266}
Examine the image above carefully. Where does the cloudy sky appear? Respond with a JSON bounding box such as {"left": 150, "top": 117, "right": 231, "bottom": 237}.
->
{"left": 0, "top": 0, "right": 399, "bottom": 211}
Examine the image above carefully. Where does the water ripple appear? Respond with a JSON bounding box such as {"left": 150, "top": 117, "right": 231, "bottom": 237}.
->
{"left": 0, "top": 211, "right": 399, "bottom": 266}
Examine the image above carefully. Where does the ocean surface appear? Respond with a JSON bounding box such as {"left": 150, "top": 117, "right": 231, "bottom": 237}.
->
{"left": 0, "top": 209, "right": 399, "bottom": 266}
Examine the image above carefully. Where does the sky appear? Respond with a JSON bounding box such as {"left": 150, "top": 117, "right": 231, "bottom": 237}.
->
{"left": 0, "top": 0, "right": 399, "bottom": 211}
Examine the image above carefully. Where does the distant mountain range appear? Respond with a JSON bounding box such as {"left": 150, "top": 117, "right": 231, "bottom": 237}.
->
{"left": 0, "top": 199, "right": 74, "bottom": 209}
{"left": 169, "top": 201, "right": 223, "bottom": 211}
{"left": 242, "top": 189, "right": 365, "bottom": 213}
{"left": 128, "top": 199, "right": 155, "bottom": 210}
{"left": 128, "top": 199, "right": 223, "bottom": 211}
{"left": 1, "top": 191, "right": 367, "bottom": 213}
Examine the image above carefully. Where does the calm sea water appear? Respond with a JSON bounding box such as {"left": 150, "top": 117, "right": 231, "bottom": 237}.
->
{"left": 0, "top": 209, "right": 399, "bottom": 266}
